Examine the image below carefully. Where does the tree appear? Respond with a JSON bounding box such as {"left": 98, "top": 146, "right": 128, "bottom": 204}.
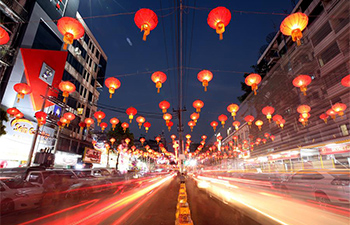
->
{"left": 106, "top": 122, "right": 134, "bottom": 147}
{"left": 0, "top": 107, "right": 8, "bottom": 137}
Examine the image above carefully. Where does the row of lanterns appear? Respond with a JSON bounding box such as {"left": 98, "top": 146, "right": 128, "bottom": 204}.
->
{"left": 0, "top": 7, "right": 310, "bottom": 47}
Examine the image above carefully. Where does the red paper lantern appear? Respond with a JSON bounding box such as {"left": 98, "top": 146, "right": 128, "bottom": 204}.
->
{"left": 79, "top": 122, "right": 86, "bottom": 131}
{"left": 272, "top": 114, "right": 283, "bottom": 125}
{"left": 232, "top": 121, "right": 240, "bottom": 130}
{"left": 163, "top": 113, "right": 172, "bottom": 126}
{"left": 193, "top": 100, "right": 204, "bottom": 112}
{"left": 134, "top": 8, "right": 158, "bottom": 41}
{"left": 207, "top": 7, "right": 231, "bottom": 40}
{"left": 100, "top": 122, "right": 108, "bottom": 131}
{"left": 262, "top": 138, "right": 267, "bottom": 144}
{"left": 15, "top": 112, "right": 24, "bottom": 119}
{"left": 255, "top": 120, "right": 263, "bottom": 130}
{"left": 6, "top": 107, "right": 20, "bottom": 118}
{"left": 279, "top": 119, "right": 286, "bottom": 129}
{"left": 332, "top": 103, "right": 347, "bottom": 117}
{"left": 264, "top": 133, "right": 270, "bottom": 138}
{"left": 0, "top": 27, "right": 10, "bottom": 45}
{"left": 63, "top": 112, "right": 75, "bottom": 126}
{"left": 94, "top": 111, "right": 105, "bottom": 125}
{"left": 227, "top": 104, "right": 239, "bottom": 120}
{"left": 144, "top": 121, "right": 151, "bottom": 133}
{"left": 167, "top": 121, "right": 173, "bottom": 131}
{"left": 188, "top": 121, "right": 195, "bottom": 132}
{"left": 140, "top": 137, "right": 146, "bottom": 145}
{"left": 35, "top": 111, "right": 47, "bottom": 127}
{"left": 218, "top": 114, "right": 228, "bottom": 127}
{"left": 262, "top": 106, "right": 275, "bottom": 122}
{"left": 84, "top": 118, "right": 94, "bottom": 129}
{"left": 319, "top": 114, "right": 329, "bottom": 124}
{"left": 326, "top": 109, "right": 337, "bottom": 120}
{"left": 110, "top": 117, "right": 119, "bottom": 130}
{"left": 293, "top": 75, "right": 312, "bottom": 96}
{"left": 159, "top": 100, "right": 170, "bottom": 113}
{"left": 245, "top": 73, "right": 261, "bottom": 95}
{"left": 121, "top": 122, "right": 129, "bottom": 133}
{"left": 126, "top": 107, "right": 137, "bottom": 123}
{"left": 155, "top": 136, "right": 161, "bottom": 144}
{"left": 210, "top": 121, "right": 218, "bottom": 132}
{"left": 190, "top": 113, "right": 200, "bottom": 124}
{"left": 151, "top": 71, "right": 167, "bottom": 93}
{"left": 244, "top": 115, "right": 255, "bottom": 126}
{"left": 136, "top": 116, "right": 145, "bottom": 129}
{"left": 297, "top": 105, "right": 311, "bottom": 118}
{"left": 171, "top": 134, "right": 176, "bottom": 141}
{"left": 57, "top": 121, "right": 64, "bottom": 130}
{"left": 13, "top": 83, "right": 32, "bottom": 103}
{"left": 59, "top": 81, "right": 76, "bottom": 103}
{"left": 270, "top": 135, "right": 275, "bottom": 141}
{"left": 59, "top": 117, "right": 68, "bottom": 127}
{"left": 341, "top": 75, "right": 350, "bottom": 87}
{"left": 280, "top": 12, "right": 308, "bottom": 46}
{"left": 57, "top": 17, "right": 85, "bottom": 50}
{"left": 105, "top": 77, "right": 121, "bottom": 98}
{"left": 299, "top": 117, "right": 307, "bottom": 127}
{"left": 197, "top": 70, "right": 213, "bottom": 92}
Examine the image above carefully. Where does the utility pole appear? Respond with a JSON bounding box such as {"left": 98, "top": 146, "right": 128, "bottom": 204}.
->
{"left": 178, "top": 0, "right": 184, "bottom": 172}
{"left": 27, "top": 85, "right": 50, "bottom": 166}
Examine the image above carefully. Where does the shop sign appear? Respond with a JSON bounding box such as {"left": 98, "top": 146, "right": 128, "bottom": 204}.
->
{"left": 320, "top": 144, "right": 350, "bottom": 155}
{"left": 7, "top": 118, "right": 53, "bottom": 141}
{"left": 83, "top": 147, "right": 101, "bottom": 164}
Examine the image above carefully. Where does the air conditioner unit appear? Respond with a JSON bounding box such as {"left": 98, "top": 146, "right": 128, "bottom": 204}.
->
{"left": 74, "top": 47, "right": 81, "bottom": 55}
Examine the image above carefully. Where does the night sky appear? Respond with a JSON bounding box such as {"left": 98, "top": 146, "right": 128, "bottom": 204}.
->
{"left": 78, "top": 0, "right": 294, "bottom": 143}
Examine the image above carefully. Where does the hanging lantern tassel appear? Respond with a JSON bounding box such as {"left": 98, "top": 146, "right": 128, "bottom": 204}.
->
{"left": 216, "top": 22, "right": 225, "bottom": 40}
{"left": 63, "top": 32, "right": 74, "bottom": 50}
{"left": 62, "top": 91, "right": 69, "bottom": 102}
{"left": 141, "top": 24, "right": 150, "bottom": 41}
{"left": 252, "top": 84, "right": 258, "bottom": 95}
{"left": 203, "top": 80, "right": 208, "bottom": 92}
{"left": 109, "top": 87, "right": 115, "bottom": 98}
{"left": 168, "top": 126, "right": 171, "bottom": 131}
{"left": 156, "top": 81, "right": 162, "bottom": 93}
{"left": 292, "top": 28, "right": 302, "bottom": 46}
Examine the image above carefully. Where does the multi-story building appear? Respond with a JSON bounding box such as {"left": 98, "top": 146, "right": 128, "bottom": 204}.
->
{"left": 0, "top": 0, "right": 107, "bottom": 168}
{"left": 0, "top": 0, "right": 35, "bottom": 99}
{"left": 211, "top": 0, "right": 350, "bottom": 171}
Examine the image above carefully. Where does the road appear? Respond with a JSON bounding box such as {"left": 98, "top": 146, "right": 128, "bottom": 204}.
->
{"left": 2, "top": 173, "right": 349, "bottom": 225}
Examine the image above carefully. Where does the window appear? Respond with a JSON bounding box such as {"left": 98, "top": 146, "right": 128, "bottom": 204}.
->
{"left": 84, "top": 34, "right": 90, "bottom": 44}
{"left": 32, "top": 21, "right": 62, "bottom": 50}
{"left": 311, "top": 22, "right": 332, "bottom": 47}
{"left": 28, "top": 173, "right": 43, "bottom": 184}
{"left": 85, "top": 107, "right": 90, "bottom": 118}
{"left": 88, "top": 92, "right": 93, "bottom": 102}
{"left": 318, "top": 42, "right": 341, "bottom": 66}
{"left": 67, "top": 52, "right": 84, "bottom": 74}
{"left": 308, "top": 3, "right": 324, "bottom": 27}
{"left": 323, "top": 63, "right": 348, "bottom": 88}
{"left": 95, "top": 50, "right": 100, "bottom": 59}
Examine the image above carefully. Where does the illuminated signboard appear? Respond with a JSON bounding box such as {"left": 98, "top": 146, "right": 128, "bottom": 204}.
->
{"left": 83, "top": 147, "right": 102, "bottom": 164}
{"left": 320, "top": 144, "right": 350, "bottom": 155}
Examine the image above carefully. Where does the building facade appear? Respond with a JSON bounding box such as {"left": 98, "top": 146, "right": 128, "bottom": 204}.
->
{"left": 0, "top": 0, "right": 107, "bottom": 168}
{"left": 209, "top": 0, "right": 350, "bottom": 171}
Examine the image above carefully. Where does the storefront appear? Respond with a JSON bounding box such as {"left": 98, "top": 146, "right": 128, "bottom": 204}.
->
{"left": 0, "top": 118, "right": 55, "bottom": 168}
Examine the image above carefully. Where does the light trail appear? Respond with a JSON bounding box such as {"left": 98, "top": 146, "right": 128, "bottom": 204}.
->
{"left": 68, "top": 175, "right": 174, "bottom": 225}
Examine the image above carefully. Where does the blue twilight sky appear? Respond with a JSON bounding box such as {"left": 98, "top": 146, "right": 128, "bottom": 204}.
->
{"left": 78, "top": 0, "right": 294, "bottom": 143}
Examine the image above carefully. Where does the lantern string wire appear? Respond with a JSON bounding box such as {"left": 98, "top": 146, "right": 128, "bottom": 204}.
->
{"left": 1, "top": 5, "right": 337, "bottom": 26}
